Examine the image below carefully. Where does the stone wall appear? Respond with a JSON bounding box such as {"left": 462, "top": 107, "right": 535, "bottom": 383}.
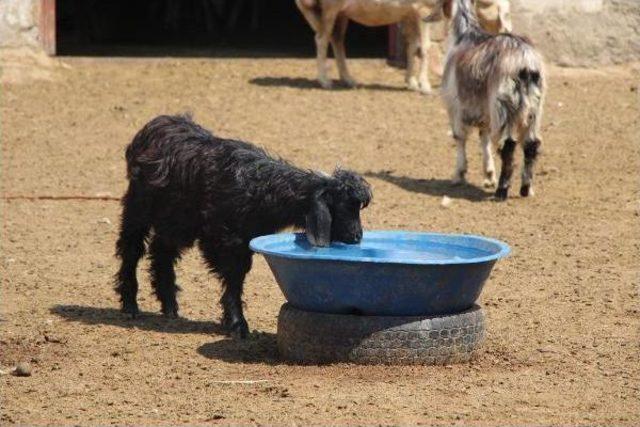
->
{"left": 0, "top": 0, "right": 39, "bottom": 48}
{"left": 511, "top": 0, "right": 640, "bottom": 66}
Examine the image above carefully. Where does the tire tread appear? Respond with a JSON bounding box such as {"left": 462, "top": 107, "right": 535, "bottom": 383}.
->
{"left": 277, "top": 303, "right": 485, "bottom": 365}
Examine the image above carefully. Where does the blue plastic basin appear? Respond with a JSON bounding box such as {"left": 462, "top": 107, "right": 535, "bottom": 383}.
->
{"left": 250, "top": 231, "right": 510, "bottom": 316}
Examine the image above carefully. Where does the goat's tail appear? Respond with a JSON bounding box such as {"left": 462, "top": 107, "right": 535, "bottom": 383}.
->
{"left": 493, "top": 46, "right": 546, "bottom": 138}
{"left": 513, "top": 47, "right": 545, "bottom": 132}
{"left": 516, "top": 65, "right": 545, "bottom": 134}
{"left": 125, "top": 114, "right": 198, "bottom": 188}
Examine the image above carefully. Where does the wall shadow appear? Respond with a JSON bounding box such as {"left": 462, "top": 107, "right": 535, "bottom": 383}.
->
{"left": 249, "top": 76, "right": 408, "bottom": 92}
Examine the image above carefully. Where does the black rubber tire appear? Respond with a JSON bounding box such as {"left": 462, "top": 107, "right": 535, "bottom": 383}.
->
{"left": 277, "top": 303, "right": 485, "bottom": 365}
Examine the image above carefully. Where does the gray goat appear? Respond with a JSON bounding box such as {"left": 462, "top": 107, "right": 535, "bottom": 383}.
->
{"left": 432, "top": 0, "right": 545, "bottom": 199}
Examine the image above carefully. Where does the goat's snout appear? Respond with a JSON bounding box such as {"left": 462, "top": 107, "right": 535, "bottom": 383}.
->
{"left": 354, "top": 228, "right": 363, "bottom": 243}
{"left": 339, "top": 225, "right": 363, "bottom": 244}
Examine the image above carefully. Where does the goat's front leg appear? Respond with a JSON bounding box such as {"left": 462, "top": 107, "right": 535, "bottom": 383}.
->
{"left": 331, "top": 15, "right": 356, "bottom": 87}
{"left": 495, "top": 137, "right": 517, "bottom": 200}
{"left": 199, "top": 239, "right": 252, "bottom": 339}
{"left": 416, "top": 19, "right": 433, "bottom": 94}
{"left": 479, "top": 128, "right": 497, "bottom": 188}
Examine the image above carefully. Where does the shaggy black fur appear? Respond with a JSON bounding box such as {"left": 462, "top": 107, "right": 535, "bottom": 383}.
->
{"left": 114, "top": 115, "right": 372, "bottom": 338}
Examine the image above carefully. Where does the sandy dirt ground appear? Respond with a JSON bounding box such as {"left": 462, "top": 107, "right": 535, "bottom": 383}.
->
{"left": 1, "top": 50, "right": 639, "bottom": 425}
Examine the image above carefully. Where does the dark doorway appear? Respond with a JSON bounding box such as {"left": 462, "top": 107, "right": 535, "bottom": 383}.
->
{"left": 55, "top": 0, "right": 388, "bottom": 57}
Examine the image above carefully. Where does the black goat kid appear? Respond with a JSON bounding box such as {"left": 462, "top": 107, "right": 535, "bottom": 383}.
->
{"left": 114, "top": 115, "right": 372, "bottom": 338}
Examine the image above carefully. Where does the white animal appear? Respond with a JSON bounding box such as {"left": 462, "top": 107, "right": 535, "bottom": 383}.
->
{"left": 296, "top": 0, "right": 512, "bottom": 93}
{"left": 296, "top": 0, "right": 450, "bottom": 94}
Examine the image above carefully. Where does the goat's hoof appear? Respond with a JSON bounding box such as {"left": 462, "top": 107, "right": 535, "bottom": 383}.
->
{"left": 483, "top": 178, "right": 497, "bottom": 188}
{"left": 418, "top": 83, "right": 433, "bottom": 95}
{"left": 161, "top": 302, "right": 179, "bottom": 318}
{"left": 520, "top": 185, "right": 534, "bottom": 197}
{"left": 228, "top": 321, "right": 249, "bottom": 340}
{"left": 407, "top": 81, "right": 420, "bottom": 92}
{"left": 494, "top": 188, "right": 509, "bottom": 201}
{"left": 341, "top": 77, "right": 358, "bottom": 88}
{"left": 162, "top": 309, "right": 179, "bottom": 319}
{"left": 121, "top": 302, "right": 139, "bottom": 318}
{"left": 451, "top": 175, "right": 467, "bottom": 186}
{"left": 319, "top": 79, "right": 333, "bottom": 89}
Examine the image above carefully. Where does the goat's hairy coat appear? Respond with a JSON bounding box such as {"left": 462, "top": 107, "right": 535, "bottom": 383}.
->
{"left": 436, "top": 0, "right": 546, "bottom": 199}
{"left": 114, "top": 115, "right": 371, "bottom": 338}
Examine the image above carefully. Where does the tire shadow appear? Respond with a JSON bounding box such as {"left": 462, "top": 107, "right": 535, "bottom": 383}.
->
{"left": 365, "top": 170, "right": 493, "bottom": 202}
{"left": 249, "top": 76, "right": 408, "bottom": 92}
{"left": 50, "top": 304, "right": 223, "bottom": 335}
{"left": 197, "top": 332, "right": 281, "bottom": 365}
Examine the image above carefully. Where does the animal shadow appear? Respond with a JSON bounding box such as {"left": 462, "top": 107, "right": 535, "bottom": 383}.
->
{"left": 249, "top": 76, "right": 407, "bottom": 92}
{"left": 53, "top": 305, "right": 283, "bottom": 363}
{"left": 50, "top": 305, "right": 223, "bottom": 335}
{"left": 197, "top": 332, "right": 281, "bottom": 365}
{"left": 366, "top": 170, "right": 492, "bottom": 202}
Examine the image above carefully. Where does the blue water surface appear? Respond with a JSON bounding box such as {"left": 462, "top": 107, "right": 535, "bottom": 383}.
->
{"left": 251, "top": 231, "right": 510, "bottom": 265}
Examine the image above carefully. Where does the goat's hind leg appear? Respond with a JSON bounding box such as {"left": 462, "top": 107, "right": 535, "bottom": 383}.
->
{"left": 148, "top": 235, "right": 182, "bottom": 317}
{"left": 479, "top": 128, "right": 497, "bottom": 188}
{"left": 520, "top": 136, "right": 541, "bottom": 197}
{"left": 114, "top": 184, "right": 151, "bottom": 317}
{"left": 495, "top": 136, "right": 517, "bottom": 201}
{"left": 451, "top": 124, "right": 469, "bottom": 185}
{"left": 491, "top": 101, "right": 516, "bottom": 200}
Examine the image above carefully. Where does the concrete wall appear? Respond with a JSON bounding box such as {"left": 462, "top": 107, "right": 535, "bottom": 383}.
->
{"left": 0, "top": 0, "right": 39, "bottom": 48}
{"left": 512, "top": 0, "right": 640, "bottom": 66}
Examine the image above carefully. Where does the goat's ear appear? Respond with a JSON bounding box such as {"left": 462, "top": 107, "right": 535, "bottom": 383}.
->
{"left": 305, "top": 195, "right": 332, "bottom": 247}
{"left": 499, "top": 11, "right": 512, "bottom": 33}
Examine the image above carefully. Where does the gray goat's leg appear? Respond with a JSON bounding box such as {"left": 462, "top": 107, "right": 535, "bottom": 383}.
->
{"left": 480, "top": 128, "right": 497, "bottom": 188}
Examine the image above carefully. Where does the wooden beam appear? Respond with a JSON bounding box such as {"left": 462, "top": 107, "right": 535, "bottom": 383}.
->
{"left": 40, "top": 0, "right": 56, "bottom": 55}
